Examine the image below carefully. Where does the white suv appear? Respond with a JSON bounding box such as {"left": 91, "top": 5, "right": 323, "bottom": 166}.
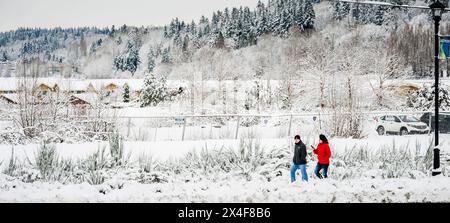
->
{"left": 375, "top": 115, "right": 429, "bottom": 135}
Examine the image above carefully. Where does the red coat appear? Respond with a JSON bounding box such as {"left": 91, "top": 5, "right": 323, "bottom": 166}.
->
{"left": 313, "top": 143, "right": 331, "bottom": 164}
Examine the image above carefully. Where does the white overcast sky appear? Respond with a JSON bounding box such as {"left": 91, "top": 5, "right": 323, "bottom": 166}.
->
{"left": 0, "top": 0, "right": 261, "bottom": 32}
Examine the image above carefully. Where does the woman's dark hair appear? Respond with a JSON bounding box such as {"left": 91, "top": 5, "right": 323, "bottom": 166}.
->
{"left": 319, "top": 134, "right": 328, "bottom": 144}
{"left": 294, "top": 135, "right": 300, "bottom": 140}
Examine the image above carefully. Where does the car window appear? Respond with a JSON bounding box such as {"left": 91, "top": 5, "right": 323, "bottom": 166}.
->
{"left": 394, "top": 116, "right": 401, "bottom": 122}
{"left": 380, "top": 116, "right": 385, "bottom": 121}
{"left": 385, "top": 116, "right": 394, "bottom": 122}
{"left": 399, "top": 115, "right": 419, "bottom": 122}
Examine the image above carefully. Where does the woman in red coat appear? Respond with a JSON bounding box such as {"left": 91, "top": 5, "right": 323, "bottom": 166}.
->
{"left": 313, "top": 134, "right": 331, "bottom": 179}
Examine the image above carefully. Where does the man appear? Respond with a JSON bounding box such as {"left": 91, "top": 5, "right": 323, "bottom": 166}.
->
{"left": 291, "top": 135, "right": 308, "bottom": 183}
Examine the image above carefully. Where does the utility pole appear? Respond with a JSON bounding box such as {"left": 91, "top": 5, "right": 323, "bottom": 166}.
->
{"left": 430, "top": 0, "right": 446, "bottom": 176}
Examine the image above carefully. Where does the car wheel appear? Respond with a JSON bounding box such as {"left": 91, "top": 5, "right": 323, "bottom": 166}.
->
{"left": 400, "top": 128, "right": 408, "bottom": 136}
{"left": 377, "top": 126, "right": 385, "bottom": 135}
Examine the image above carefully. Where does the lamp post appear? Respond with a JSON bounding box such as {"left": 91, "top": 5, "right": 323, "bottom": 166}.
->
{"left": 430, "top": 0, "right": 446, "bottom": 176}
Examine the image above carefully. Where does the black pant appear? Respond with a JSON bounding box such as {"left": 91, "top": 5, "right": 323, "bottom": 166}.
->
{"left": 314, "top": 163, "right": 329, "bottom": 179}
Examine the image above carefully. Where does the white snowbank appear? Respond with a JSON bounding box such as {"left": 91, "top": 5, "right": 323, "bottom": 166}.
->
{"left": 0, "top": 174, "right": 449, "bottom": 203}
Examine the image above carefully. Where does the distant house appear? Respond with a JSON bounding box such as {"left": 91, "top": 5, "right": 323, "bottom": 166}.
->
{"left": 104, "top": 83, "right": 119, "bottom": 93}
{"left": 57, "top": 81, "right": 98, "bottom": 94}
{"left": 34, "top": 83, "right": 54, "bottom": 96}
{"left": 69, "top": 93, "right": 97, "bottom": 115}
{"left": 69, "top": 94, "right": 91, "bottom": 107}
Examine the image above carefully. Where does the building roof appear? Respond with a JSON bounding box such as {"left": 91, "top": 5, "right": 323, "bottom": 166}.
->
{"left": 70, "top": 93, "right": 98, "bottom": 105}
{"left": 0, "top": 93, "right": 18, "bottom": 104}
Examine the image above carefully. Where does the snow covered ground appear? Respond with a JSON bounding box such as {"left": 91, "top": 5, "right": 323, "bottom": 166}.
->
{"left": 1, "top": 173, "right": 449, "bottom": 203}
{"left": 0, "top": 133, "right": 449, "bottom": 202}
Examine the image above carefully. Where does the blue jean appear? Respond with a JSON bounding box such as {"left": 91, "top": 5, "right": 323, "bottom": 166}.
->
{"left": 314, "top": 163, "right": 329, "bottom": 179}
{"left": 291, "top": 164, "right": 308, "bottom": 182}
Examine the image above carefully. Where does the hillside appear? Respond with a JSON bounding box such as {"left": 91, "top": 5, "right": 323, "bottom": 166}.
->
{"left": 0, "top": 0, "right": 448, "bottom": 80}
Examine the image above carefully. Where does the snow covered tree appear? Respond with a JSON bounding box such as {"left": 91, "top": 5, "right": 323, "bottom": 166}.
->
{"left": 114, "top": 41, "right": 141, "bottom": 75}
{"left": 182, "top": 34, "right": 192, "bottom": 61}
{"left": 303, "top": 0, "right": 315, "bottom": 30}
{"left": 147, "top": 48, "right": 156, "bottom": 73}
{"left": 0, "top": 51, "right": 7, "bottom": 61}
{"left": 89, "top": 39, "right": 103, "bottom": 54}
{"left": 123, "top": 83, "right": 130, "bottom": 103}
{"left": 332, "top": 1, "right": 350, "bottom": 21}
{"left": 256, "top": 0, "right": 269, "bottom": 36}
{"left": 140, "top": 73, "right": 168, "bottom": 107}
{"left": 113, "top": 29, "right": 142, "bottom": 75}
{"left": 161, "top": 47, "right": 172, "bottom": 64}
{"left": 277, "top": 76, "right": 294, "bottom": 110}
{"left": 407, "top": 84, "right": 450, "bottom": 111}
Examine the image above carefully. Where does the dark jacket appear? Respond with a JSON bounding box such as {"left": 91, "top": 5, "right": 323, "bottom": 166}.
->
{"left": 293, "top": 141, "right": 307, "bottom": 165}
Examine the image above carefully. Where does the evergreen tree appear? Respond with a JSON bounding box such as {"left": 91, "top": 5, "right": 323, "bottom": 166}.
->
{"left": 161, "top": 47, "right": 172, "bottom": 63}
{"left": 147, "top": 48, "right": 156, "bottom": 73}
{"left": 223, "top": 7, "right": 232, "bottom": 38}
{"left": 182, "top": 35, "right": 191, "bottom": 61}
{"left": 190, "top": 21, "right": 197, "bottom": 37}
{"left": 0, "top": 51, "right": 7, "bottom": 62}
{"left": 140, "top": 73, "right": 168, "bottom": 107}
{"left": 332, "top": 1, "right": 350, "bottom": 21}
{"left": 256, "top": 0, "right": 269, "bottom": 36}
{"left": 109, "top": 25, "right": 116, "bottom": 37}
{"left": 113, "top": 29, "right": 141, "bottom": 75}
{"left": 123, "top": 83, "right": 130, "bottom": 103}
{"left": 303, "top": 0, "right": 315, "bottom": 30}
{"left": 163, "top": 26, "right": 168, "bottom": 38}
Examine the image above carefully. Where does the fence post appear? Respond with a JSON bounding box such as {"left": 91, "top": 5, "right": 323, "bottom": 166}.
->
{"left": 182, "top": 117, "right": 186, "bottom": 141}
{"left": 127, "top": 117, "right": 131, "bottom": 138}
{"left": 235, "top": 115, "right": 240, "bottom": 139}
{"left": 288, "top": 114, "right": 293, "bottom": 137}
{"left": 429, "top": 112, "right": 432, "bottom": 135}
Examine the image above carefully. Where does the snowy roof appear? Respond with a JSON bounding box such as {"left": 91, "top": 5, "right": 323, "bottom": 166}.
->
{"left": 0, "top": 78, "right": 190, "bottom": 92}
{"left": 89, "top": 79, "right": 144, "bottom": 91}
{"left": 0, "top": 79, "right": 19, "bottom": 91}
{"left": 0, "top": 93, "right": 18, "bottom": 104}
{"left": 70, "top": 93, "right": 98, "bottom": 105}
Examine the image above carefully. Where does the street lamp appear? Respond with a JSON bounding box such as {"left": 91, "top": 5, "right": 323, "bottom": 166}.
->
{"left": 430, "top": 0, "right": 446, "bottom": 176}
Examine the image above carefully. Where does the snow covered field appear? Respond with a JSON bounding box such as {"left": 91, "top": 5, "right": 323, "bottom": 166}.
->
{"left": 0, "top": 134, "right": 448, "bottom": 163}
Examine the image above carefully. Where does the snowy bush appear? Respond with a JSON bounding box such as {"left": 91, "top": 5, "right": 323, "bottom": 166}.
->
{"left": 138, "top": 153, "right": 154, "bottom": 173}
{"left": 109, "top": 132, "right": 130, "bottom": 167}
{"left": 0, "top": 128, "right": 29, "bottom": 145}
{"left": 407, "top": 83, "right": 450, "bottom": 111}
{"left": 81, "top": 146, "right": 109, "bottom": 185}
{"left": 323, "top": 111, "right": 367, "bottom": 139}
{"left": 34, "top": 143, "right": 60, "bottom": 181}
{"left": 2, "top": 147, "right": 19, "bottom": 176}
{"left": 239, "top": 116, "right": 262, "bottom": 127}
{"left": 330, "top": 139, "right": 434, "bottom": 180}
{"left": 140, "top": 73, "right": 168, "bottom": 107}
